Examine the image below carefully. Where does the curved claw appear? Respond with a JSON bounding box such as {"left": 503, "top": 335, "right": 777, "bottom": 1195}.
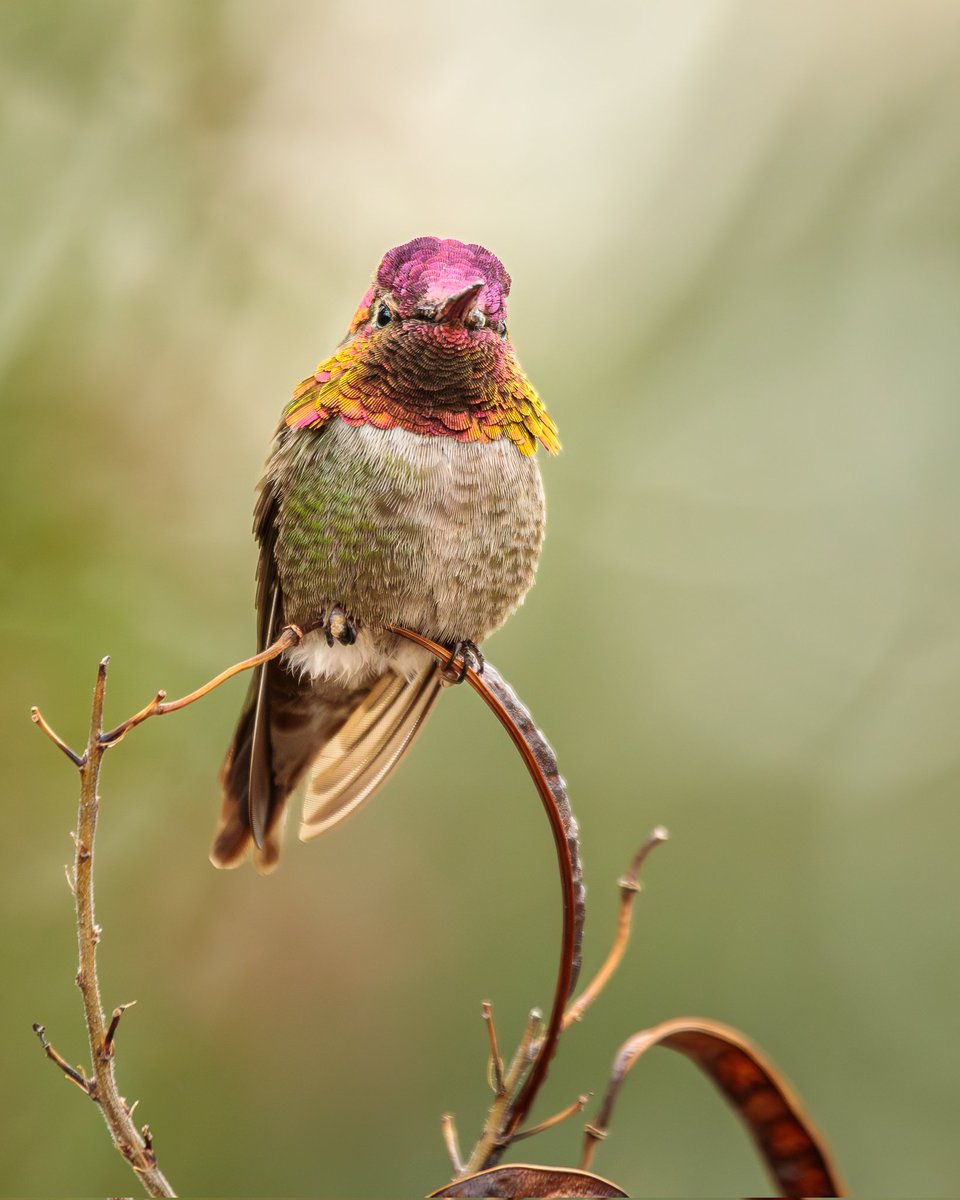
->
{"left": 440, "top": 640, "right": 484, "bottom": 685}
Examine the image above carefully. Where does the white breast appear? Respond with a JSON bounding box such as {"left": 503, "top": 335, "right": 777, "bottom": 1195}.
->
{"left": 283, "top": 630, "right": 432, "bottom": 688}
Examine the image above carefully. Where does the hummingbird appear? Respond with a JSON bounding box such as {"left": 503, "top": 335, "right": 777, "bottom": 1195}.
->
{"left": 211, "top": 237, "right": 559, "bottom": 872}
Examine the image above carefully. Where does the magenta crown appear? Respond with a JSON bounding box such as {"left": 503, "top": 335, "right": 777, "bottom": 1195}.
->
{"left": 376, "top": 237, "right": 511, "bottom": 322}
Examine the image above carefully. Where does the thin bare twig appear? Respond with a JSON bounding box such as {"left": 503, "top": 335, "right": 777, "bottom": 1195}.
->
{"left": 30, "top": 706, "right": 84, "bottom": 767}
{"left": 32, "top": 1023, "right": 93, "bottom": 1093}
{"left": 564, "top": 827, "right": 669, "bottom": 1029}
{"left": 99, "top": 623, "right": 313, "bottom": 745}
{"left": 512, "top": 1094, "right": 590, "bottom": 1142}
{"left": 35, "top": 629, "right": 335, "bottom": 1193}
{"left": 33, "top": 658, "right": 175, "bottom": 1198}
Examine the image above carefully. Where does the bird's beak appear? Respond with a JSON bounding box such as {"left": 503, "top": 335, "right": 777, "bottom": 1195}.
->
{"left": 436, "top": 281, "right": 485, "bottom": 325}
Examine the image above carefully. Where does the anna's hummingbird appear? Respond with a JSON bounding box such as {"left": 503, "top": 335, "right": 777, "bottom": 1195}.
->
{"left": 211, "top": 237, "right": 559, "bottom": 872}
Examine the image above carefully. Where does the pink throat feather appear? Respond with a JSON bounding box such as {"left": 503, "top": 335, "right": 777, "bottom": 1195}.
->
{"left": 283, "top": 238, "right": 558, "bottom": 456}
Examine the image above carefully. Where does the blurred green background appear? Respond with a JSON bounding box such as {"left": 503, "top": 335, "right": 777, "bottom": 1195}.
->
{"left": 4, "top": 1, "right": 960, "bottom": 1194}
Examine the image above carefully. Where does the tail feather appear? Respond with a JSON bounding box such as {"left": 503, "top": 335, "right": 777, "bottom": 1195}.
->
{"left": 211, "top": 654, "right": 442, "bottom": 872}
{"left": 211, "top": 659, "right": 367, "bottom": 873}
{"left": 247, "top": 585, "right": 280, "bottom": 851}
{"left": 300, "top": 659, "right": 442, "bottom": 841}
{"left": 211, "top": 690, "right": 261, "bottom": 871}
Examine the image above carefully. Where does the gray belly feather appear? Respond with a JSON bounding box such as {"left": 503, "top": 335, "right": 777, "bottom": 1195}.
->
{"left": 270, "top": 423, "right": 545, "bottom": 648}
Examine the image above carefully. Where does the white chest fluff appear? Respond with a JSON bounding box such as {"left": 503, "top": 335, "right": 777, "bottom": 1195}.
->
{"left": 284, "top": 629, "right": 432, "bottom": 688}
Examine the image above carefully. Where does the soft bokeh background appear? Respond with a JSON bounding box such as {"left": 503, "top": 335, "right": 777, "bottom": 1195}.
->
{"left": 4, "top": 1, "right": 959, "bottom": 1194}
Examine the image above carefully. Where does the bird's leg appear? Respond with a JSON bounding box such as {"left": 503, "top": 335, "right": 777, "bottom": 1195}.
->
{"left": 322, "top": 605, "right": 358, "bottom": 647}
{"left": 440, "top": 640, "right": 484, "bottom": 684}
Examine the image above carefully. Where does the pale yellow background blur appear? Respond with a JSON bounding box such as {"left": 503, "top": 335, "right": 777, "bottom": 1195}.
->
{"left": 4, "top": 2, "right": 960, "bottom": 1194}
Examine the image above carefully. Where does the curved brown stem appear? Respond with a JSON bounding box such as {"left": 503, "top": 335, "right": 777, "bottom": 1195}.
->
{"left": 389, "top": 627, "right": 584, "bottom": 1168}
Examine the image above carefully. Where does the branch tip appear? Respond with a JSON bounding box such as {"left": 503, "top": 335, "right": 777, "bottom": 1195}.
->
{"left": 481, "top": 1002, "right": 505, "bottom": 1096}
{"left": 30, "top": 706, "right": 85, "bottom": 767}
{"left": 441, "top": 1113, "right": 464, "bottom": 1175}
{"left": 624, "top": 825, "right": 670, "bottom": 887}
{"left": 32, "top": 1022, "right": 93, "bottom": 1094}
{"left": 513, "top": 1092, "right": 591, "bottom": 1142}
{"left": 103, "top": 1002, "right": 137, "bottom": 1055}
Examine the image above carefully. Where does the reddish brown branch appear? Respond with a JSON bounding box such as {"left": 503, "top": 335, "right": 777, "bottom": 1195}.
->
{"left": 389, "top": 627, "right": 584, "bottom": 1169}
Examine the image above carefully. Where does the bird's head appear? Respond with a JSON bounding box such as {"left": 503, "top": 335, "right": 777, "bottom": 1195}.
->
{"left": 348, "top": 237, "right": 512, "bottom": 347}
{"left": 285, "top": 237, "right": 558, "bottom": 455}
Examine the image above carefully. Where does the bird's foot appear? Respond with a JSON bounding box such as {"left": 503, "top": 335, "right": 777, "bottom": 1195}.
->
{"left": 321, "top": 605, "right": 358, "bottom": 647}
{"left": 440, "top": 640, "right": 484, "bottom": 685}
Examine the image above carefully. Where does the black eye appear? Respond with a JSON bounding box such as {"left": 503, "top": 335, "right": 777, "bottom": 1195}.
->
{"left": 498, "top": 321, "right": 508, "bottom": 339}
{"left": 375, "top": 303, "right": 392, "bottom": 328}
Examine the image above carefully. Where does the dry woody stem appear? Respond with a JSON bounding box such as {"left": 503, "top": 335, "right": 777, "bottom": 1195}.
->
{"left": 563, "top": 826, "right": 669, "bottom": 1029}
{"left": 33, "top": 659, "right": 175, "bottom": 1198}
